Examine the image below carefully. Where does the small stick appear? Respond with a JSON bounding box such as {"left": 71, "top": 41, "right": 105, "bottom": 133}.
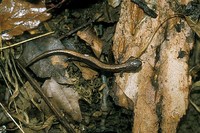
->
{"left": 16, "top": 60, "right": 75, "bottom": 133}
{"left": 0, "top": 102, "right": 25, "bottom": 133}
{"left": 0, "top": 31, "right": 54, "bottom": 50}
{"left": 190, "top": 99, "right": 200, "bottom": 113}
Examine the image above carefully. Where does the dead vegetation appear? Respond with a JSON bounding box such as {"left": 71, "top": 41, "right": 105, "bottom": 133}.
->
{"left": 0, "top": 0, "right": 200, "bottom": 133}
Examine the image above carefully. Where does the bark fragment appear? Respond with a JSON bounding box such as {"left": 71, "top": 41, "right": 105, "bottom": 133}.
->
{"left": 158, "top": 19, "right": 192, "bottom": 133}
{"left": 112, "top": 0, "right": 193, "bottom": 132}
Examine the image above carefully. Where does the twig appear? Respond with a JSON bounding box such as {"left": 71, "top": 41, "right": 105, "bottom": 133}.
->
{"left": 15, "top": 60, "right": 75, "bottom": 133}
{"left": 190, "top": 99, "right": 200, "bottom": 113}
{"left": 0, "top": 31, "right": 54, "bottom": 50}
{"left": 0, "top": 102, "right": 25, "bottom": 133}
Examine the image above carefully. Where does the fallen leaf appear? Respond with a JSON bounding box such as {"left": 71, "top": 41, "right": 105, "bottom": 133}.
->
{"left": 0, "top": 0, "right": 51, "bottom": 40}
{"left": 76, "top": 28, "right": 102, "bottom": 79}
{"left": 74, "top": 61, "right": 98, "bottom": 80}
{"left": 183, "top": 1, "right": 200, "bottom": 37}
{"left": 108, "top": 0, "right": 121, "bottom": 8}
{"left": 19, "top": 37, "right": 74, "bottom": 84}
{"left": 185, "top": 16, "right": 200, "bottom": 37}
{"left": 77, "top": 28, "right": 103, "bottom": 58}
{"left": 42, "top": 78, "right": 82, "bottom": 122}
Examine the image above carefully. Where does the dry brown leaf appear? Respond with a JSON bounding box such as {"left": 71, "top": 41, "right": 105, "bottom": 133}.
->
{"left": 0, "top": 0, "right": 51, "bottom": 40}
{"left": 77, "top": 28, "right": 103, "bottom": 58}
{"left": 50, "top": 55, "right": 68, "bottom": 68}
{"left": 42, "top": 78, "right": 82, "bottom": 122}
{"left": 76, "top": 28, "right": 103, "bottom": 79}
{"left": 74, "top": 61, "right": 99, "bottom": 80}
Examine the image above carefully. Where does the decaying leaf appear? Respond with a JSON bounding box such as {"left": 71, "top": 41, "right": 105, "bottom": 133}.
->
{"left": 42, "top": 78, "right": 82, "bottom": 122}
{"left": 9, "top": 81, "right": 55, "bottom": 131}
{"left": 23, "top": 81, "right": 42, "bottom": 111}
{"left": 19, "top": 37, "right": 73, "bottom": 84}
{"left": 77, "top": 28, "right": 103, "bottom": 58}
{"left": 76, "top": 28, "right": 103, "bottom": 79}
{"left": 183, "top": 1, "right": 200, "bottom": 37}
{"left": 13, "top": 113, "right": 56, "bottom": 131}
{"left": 74, "top": 62, "right": 98, "bottom": 80}
{"left": 0, "top": 0, "right": 51, "bottom": 40}
{"left": 185, "top": 16, "right": 200, "bottom": 37}
{"left": 108, "top": 0, "right": 121, "bottom": 8}
{"left": 169, "top": 1, "right": 200, "bottom": 37}
{"left": 14, "top": 83, "right": 32, "bottom": 111}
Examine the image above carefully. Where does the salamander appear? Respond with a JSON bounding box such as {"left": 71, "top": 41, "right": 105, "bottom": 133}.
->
{"left": 26, "top": 49, "right": 142, "bottom": 73}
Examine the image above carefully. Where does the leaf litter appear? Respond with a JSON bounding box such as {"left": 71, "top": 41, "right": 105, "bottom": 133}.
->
{"left": 0, "top": 0, "right": 200, "bottom": 133}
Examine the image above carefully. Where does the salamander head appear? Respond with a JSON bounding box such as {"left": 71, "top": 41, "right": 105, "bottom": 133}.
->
{"left": 126, "top": 58, "right": 142, "bottom": 71}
